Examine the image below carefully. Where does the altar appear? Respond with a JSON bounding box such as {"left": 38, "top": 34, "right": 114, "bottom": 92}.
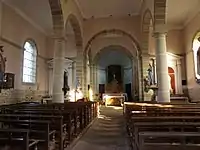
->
{"left": 103, "top": 73, "right": 126, "bottom": 107}
{"left": 103, "top": 93, "right": 127, "bottom": 106}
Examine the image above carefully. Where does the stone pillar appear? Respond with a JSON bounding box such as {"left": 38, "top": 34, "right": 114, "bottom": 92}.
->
{"left": 48, "top": 68, "right": 53, "bottom": 95}
{"left": 176, "top": 60, "right": 183, "bottom": 94}
{"left": 71, "top": 62, "right": 75, "bottom": 89}
{"left": 95, "top": 65, "right": 98, "bottom": 94}
{"left": 154, "top": 32, "right": 170, "bottom": 103}
{"left": 132, "top": 60, "right": 136, "bottom": 99}
{"left": 76, "top": 47, "right": 84, "bottom": 93}
{"left": 137, "top": 55, "right": 143, "bottom": 101}
{"left": 91, "top": 64, "right": 96, "bottom": 94}
{"left": 52, "top": 38, "right": 65, "bottom": 103}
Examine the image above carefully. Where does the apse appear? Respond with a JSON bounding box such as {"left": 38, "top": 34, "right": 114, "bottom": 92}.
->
{"left": 96, "top": 46, "right": 133, "bottom": 100}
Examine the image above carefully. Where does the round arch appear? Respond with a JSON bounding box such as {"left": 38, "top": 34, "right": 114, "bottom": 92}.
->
{"left": 84, "top": 29, "right": 141, "bottom": 55}
{"left": 93, "top": 45, "right": 134, "bottom": 64}
{"left": 65, "top": 14, "right": 83, "bottom": 47}
{"left": 48, "top": 0, "right": 64, "bottom": 35}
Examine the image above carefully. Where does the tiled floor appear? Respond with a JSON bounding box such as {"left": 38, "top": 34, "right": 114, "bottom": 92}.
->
{"left": 70, "top": 106, "right": 131, "bottom": 150}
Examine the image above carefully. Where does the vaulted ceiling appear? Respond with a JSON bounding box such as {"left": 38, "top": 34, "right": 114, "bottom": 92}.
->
{"left": 167, "top": 0, "right": 200, "bottom": 27}
{"left": 3, "top": 0, "right": 200, "bottom": 35}
{"left": 97, "top": 46, "right": 132, "bottom": 68}
{"left": 75, "top": 0, "right": 143, "bottom": 19}
{"left": 4, "top": 0, "right": 53, "bottom": 34}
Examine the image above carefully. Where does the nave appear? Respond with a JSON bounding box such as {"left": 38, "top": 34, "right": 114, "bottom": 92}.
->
{"left": 70, "top": 106, "right": 130, "bottom": 150}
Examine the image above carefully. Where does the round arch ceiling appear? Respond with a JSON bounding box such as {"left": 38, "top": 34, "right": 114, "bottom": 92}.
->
{"left": 96, "top": 45, "right": 132, "bottom": 68}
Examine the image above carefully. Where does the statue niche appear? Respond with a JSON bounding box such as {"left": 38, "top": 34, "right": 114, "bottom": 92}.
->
{"left": 62, "top": 71, "right": 70, "bottom": 96}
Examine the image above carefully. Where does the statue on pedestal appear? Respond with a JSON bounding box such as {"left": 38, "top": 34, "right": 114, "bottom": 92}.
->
{"left": 147, "top": 63, "right": 153, "bottom": 85}
{"left": 0, "top": 46, "right": 6, "bottom": 91}
{"left": 62, "top": 71, "right": 70, "bottom": 96}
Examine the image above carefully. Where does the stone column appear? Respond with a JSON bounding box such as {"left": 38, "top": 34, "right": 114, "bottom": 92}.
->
{"left": 176, "top": 60, "right": 183, "bottom": 94}
{"left": 95, "top": 65, "right": 98, "bottom": 94}
{"left": 91, "top": 64, "right": 96, "bottom": 94}
{"left": 132, "top": 60, "right": 136, "bottom": 99}
{"left": 52, "top": 38, "right": 65, "bottom": 103}
{"left": 137, "top": 55, "right": 143, "bottom": 101}
{"left": 76, "top": 47, "right": 85, "bottom": 95}
{"left": 154, "top": 32, "right": 170, "bottom": 103}
{"left": 71, "top": 62, "right": 75, "bottom": 89}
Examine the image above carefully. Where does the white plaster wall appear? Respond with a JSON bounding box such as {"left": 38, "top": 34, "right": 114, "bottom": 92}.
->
{"left": 62, "top": 0, "right": 83, "bottom": 42}
{"left": 183, "top": 12, "right": 200, "bottom": 101}
{"left": 98, "top": 68, "right": 106, "bottom": 84}
{"left": 83, "top": 16, "right": 141, "bottom": 48}
{"left": 1, "top": 3, "right": 48, "bottom": 92}
{"left": 124, "top": 68, "right": 132, "bottom": 84}
{"left": 90, "top": 36, "right": 137, "bottom": 60}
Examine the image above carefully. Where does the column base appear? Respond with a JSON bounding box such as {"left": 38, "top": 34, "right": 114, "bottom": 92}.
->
{"left": 157, "top": 90, "right": 170, "bottom": 103}
{"left": 52, "top": 93, "right": 64, "bottom": 103}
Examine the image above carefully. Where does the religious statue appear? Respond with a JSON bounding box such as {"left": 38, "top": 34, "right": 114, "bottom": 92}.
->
{"left": 144, "top": 76, "right": 150, "bottom": 92}
{"left": 168, "top": 75, "right": 173, "bottom": 94}
{"left": 0, "top": 46, "right": 6, "bottom": 89}
{"left": 147, "top": 63, "right": 153, "bottom": 85}
{"left": 105, "top": 73, "right": 123, "bottom": 93}
{"left": 62, "top": 71, "right": 70, "bottom": 96}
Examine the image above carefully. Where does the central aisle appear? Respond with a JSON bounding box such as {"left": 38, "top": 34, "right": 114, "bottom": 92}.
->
{"left": 70, "top": 106, "right": 130, "bottom": 150}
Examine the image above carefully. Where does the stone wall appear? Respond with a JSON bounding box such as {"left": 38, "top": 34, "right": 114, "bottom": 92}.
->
{"left": 0, "top": 89, "right": 47, "bottom": 105}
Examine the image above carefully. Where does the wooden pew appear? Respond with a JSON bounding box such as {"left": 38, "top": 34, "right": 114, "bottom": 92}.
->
{"left": 0, "top": 101, "right": 98, "bottom": 149}
{"left": 0, "top": 114, "right": 65, "bottom": 150}
{"left": 0, "top": 128, "right": 38, "bottom": 150}
{"left": 0, "top": 119, "right": 56, "bottom": 150}
{"left": 125, "top": 102, "right": 200, "bottom": 150}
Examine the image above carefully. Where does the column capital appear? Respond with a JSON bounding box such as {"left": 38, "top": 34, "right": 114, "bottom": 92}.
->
{"left": 52, "top": 36, "right": 67, "bottom": 42}
{"left": 153, "top": 32, "right": 167, "bottom": 38}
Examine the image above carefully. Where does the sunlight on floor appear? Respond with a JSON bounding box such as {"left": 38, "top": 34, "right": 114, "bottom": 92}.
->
{"left": 98, "top": 114, "right": 112, "bottom": 120}
{"left": 106, "top": 106, "right": 123, "bottom": 110}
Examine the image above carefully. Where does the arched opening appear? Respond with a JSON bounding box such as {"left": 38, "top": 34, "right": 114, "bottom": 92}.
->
{"left": 84, "top": 29, "right": 140, "bottom": 100}
{"left": 93, "top": 45, "right": 136, "bottom": 102}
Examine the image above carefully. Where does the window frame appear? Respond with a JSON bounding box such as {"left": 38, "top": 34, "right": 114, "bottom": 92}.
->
{"left": 22, "top": 39, "right": 37, "bottom": 85}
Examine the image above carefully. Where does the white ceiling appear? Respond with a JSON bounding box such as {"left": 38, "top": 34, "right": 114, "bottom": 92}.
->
{"left": 75, "top": 0, "right": 143, "bottom": 19}
{"left": 167, "top": 0, "right": 200, "bottom": 27}
{"left": 3, "top": 0, "right": 200, "bottom": 35}
{"left": 4, "top": 0, "right": 53, "bottom": 34}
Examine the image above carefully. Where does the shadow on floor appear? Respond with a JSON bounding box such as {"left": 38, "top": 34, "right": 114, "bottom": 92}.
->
{"left": 70, "top": 106, "right": 131, "bottom": 150}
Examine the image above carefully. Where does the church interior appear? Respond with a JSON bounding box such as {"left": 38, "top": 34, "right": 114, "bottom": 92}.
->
{"left": 0, "top": 0, "right": 200, "bottom": 149}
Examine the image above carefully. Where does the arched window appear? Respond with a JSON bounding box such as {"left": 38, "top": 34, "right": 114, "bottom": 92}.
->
{"left": 22, "top": 40, "right": 37, "bottom": 83}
